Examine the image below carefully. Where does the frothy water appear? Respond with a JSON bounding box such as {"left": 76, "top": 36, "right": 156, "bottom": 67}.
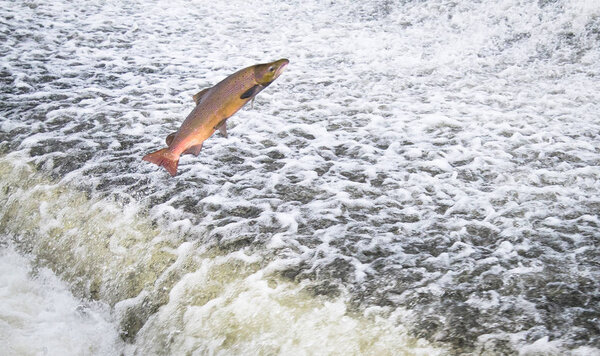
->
{"left": 0, "top": 157, "right": 441, "bottom": 355}
{"left": 0, "top": 244, "right": 123, "bottom": 356}
{"left": 1, "top": 0, "right": 600, "bottom": 355}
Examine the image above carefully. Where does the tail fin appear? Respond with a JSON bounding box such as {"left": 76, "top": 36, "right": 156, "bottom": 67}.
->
{"left": 142, "top": 148, "right": 179, "bottom": 177}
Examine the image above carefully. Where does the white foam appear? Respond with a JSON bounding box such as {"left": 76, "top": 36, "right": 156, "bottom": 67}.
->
{"left": 0, "top": 245, "right": 123, "bottom": 356}
{"left": 518, "top": 336, "right": 563, "bottom": 356}
{"left": 132, "top": 254, "right": 446, "bottom": 356}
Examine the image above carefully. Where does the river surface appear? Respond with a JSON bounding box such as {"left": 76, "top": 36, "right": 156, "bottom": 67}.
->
{"left": 1, "top": 0, "right": 600, "bottom": 355}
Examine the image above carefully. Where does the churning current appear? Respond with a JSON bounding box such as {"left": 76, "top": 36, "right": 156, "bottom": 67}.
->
{"left": 1, "top": 0, "right": 599, "bottom": 355}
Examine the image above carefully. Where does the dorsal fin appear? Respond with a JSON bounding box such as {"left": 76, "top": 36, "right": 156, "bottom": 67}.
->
{"left": 193, "top": 88, "right": 211, "bottom": 105}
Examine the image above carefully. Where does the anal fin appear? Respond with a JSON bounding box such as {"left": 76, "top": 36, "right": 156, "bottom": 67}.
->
{"left": 183, "top": 143, "right": 203, "bottom": 156}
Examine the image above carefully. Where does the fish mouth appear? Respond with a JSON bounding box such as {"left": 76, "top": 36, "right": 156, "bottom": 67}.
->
{"left": 257, "top": 59, "right": 289, "bottom": 85}
{"left": 274, "top": 58, "right": 289, "bottom": 77}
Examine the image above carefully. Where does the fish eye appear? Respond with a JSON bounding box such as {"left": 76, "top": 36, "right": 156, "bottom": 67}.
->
{"left": 268, "top": 66, "right": 275, "bottom": 72}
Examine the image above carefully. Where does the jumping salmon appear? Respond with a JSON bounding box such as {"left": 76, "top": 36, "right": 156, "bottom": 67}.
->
{"left": 143, "top": 58, "right": 289, "bottom": 176}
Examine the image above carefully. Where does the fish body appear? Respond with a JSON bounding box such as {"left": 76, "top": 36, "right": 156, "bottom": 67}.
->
{"left": 143, "top": 58, "right": 289, "bottom": 176}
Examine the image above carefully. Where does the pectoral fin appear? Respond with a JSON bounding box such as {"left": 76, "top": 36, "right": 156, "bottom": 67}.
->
{"left": 193, "top": 88, "right": 211, "bottom": 105}
{"left": 240, "top": 85, "right": 261, "bottom": 100}
{"left": 214, "top": 119, "right": 228, "bottom": 138}
{"left": 184, "top": 143, "right": 203, "bottom": 156}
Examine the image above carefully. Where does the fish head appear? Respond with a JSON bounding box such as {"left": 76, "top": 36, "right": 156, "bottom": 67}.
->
{"left": 254, "top": 58, "right": 289, "bottom": 86}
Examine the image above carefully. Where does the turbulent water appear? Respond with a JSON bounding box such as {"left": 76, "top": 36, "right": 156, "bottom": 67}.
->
{"left": 1, "top": 0, "right": 600, "bottom": 355}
